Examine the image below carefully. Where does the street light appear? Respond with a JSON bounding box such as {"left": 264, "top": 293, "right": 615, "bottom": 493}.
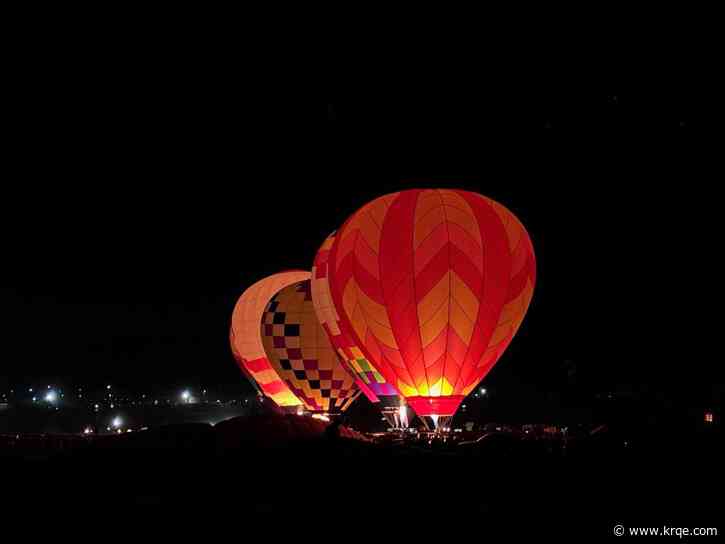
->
{"left": 112, "top": 416, "right": 123, "bottom": 429}
{"left": 45, "top": 390, "right": 57, "bottom": 403}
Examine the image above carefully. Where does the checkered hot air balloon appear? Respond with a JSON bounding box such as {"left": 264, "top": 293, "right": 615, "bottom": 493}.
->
{"left": 312, "top": 232, "right": 406, "bottom": 428}
{"left": 326, "top": 189, "right": 536, "bottom": 429}
{"left": 260, "top": 280, "right": 360, "bottom": 415}
{"left": 230, "top": 271, "right": 308, "bottom": 409}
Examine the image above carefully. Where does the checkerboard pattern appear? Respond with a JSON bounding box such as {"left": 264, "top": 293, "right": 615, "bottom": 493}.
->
{"left": 327, "top": 326, "right": 398, "bottom": 396}
{"left": 261, "top": 280, "right": 360, "bottom": 414}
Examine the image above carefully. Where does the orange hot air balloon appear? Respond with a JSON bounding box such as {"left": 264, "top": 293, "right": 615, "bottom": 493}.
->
{"left": 326, "top": 189, "right": 536, "bottom": 428}
{"left": 312, "top": 232, "right": 406, "bottom": 428}
{"left": 230, "top": 271, "right": 308, "bottom": 409}
{"left": 260, "top": 280, "right": 360, "bottom": 415}
{"left": 229, "top": 328, "right": 263, "bottom": 397}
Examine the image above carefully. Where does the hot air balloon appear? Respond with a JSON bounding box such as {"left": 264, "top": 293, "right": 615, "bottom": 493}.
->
{"left": 260, "top": 279, "right": 360, "bottom": 415}
{"left": 326, "top": 189, "right": 535, "bottom": 429}
{"left": 229, "top": 328, "right": 263, "bottom": 397}
{"left": 230, "top": 271, "right": 308, "bottom": 409}
{"left": 312, "top": 232, "right": 407, "bottom": 428}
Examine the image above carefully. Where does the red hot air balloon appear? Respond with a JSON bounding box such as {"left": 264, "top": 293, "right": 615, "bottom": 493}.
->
{"left": 326, "top": 189, "right": 536, "bottom": 428}
{"left": 312, "top": 232, "right": 406, "bottom": 428}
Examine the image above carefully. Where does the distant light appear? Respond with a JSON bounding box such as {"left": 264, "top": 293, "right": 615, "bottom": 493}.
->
{"left": 296, "top": 407, "right": 304, "bottom": 416}
{"left": 28, "top": 388, "right": 33, "bottom": 393}
{"left": 45, "top": 391, "right": 58, "bottom": 403}
{"left": 311, "top": 414, "right": 330, "bottom": 422}
{"left": 83, "top": 427, "right": 93, "bottom": 435}
{"left": 181, "top": 390, "right": 191, "bottom": 402}
{"left": 112, "top": 416, "right": 123, "bottom": 428}
{"left": 154, "top": 400, "right": 159, "bottom": 406}
{"left": 480, "top": 388, "right": 487, "bottom": 395}
{"left": 126, "top": 429, "right": 133, "bottom": 433}
{"left": 94, "top": 404, "right": 100, "bottom": 410}
{"left": 705, "top": 412, "right": 714, "bottom": 423}
{"left": 398, "top": 404, "right": 410, "bottom": 430}
{"left": 32, "top": 397, "right": 37, "bottom": 402}
{"left": 106, "top": 385, "right": 111, "bottom": 390}
{"left": 47, "top": 385, "right": 52, "bottom": 389}
{"left": 110, "top": 404, "right": 114, "bottom": 409}
{"left": 116, "top": 429, "right": 122, "bottom": 434}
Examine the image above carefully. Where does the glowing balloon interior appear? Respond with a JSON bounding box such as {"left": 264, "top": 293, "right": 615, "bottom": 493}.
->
{"left": 326, "top": 189, "right": 536, "bottom": 422}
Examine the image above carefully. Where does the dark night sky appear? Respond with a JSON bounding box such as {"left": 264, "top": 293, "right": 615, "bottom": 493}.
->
{"left": 1, "top": 30, "right": 721, "bottom": 408}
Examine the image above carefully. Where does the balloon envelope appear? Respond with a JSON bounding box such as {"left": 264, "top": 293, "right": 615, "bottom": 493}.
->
{"left": 230, "top": 271, "right": 308, "bottom": 408}
{"left": 229, "top": 328, "right": 263, "bottom": 396}
{"left": 312, "top": 232, "right": 401, "bottom": 411}
{"left": 327, "top": 189, "right": 536, "bottom": 418}
{"left": 261, "top": 280, "right": 360, "bottom": 414}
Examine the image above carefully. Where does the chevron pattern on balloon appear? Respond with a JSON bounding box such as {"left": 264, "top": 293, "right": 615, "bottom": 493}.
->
{"left": 327, "top": 189, "right": 536, "bottom": 418}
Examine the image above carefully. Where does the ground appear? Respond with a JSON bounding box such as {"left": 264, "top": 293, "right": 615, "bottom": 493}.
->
{"left": 2, "top": 417, "right": 721, "bottom": 537}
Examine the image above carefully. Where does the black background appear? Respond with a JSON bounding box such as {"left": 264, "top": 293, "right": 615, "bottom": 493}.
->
{"left": 1, "top": 12, "right": 723, "bottom": 538}
{"left": 1, "top": 20, "right": 722, "bottom": 414}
